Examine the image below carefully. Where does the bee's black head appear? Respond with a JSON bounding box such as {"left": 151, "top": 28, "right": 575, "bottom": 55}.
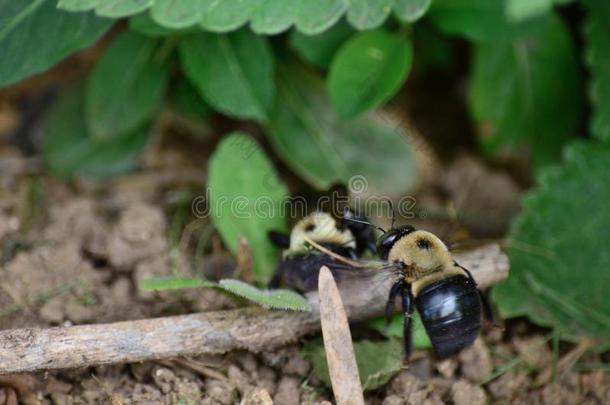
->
{"left": 376, "top": 225, "right": 416, "bottom": 260}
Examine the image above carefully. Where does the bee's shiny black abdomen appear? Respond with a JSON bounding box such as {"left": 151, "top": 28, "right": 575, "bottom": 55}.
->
{"left": 415, "top": 275, "right": 481, "bottom": 358}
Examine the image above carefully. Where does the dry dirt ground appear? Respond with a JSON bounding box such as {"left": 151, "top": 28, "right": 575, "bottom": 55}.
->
{"left": 0, "top": 110, "right": 608, "bottom": 403}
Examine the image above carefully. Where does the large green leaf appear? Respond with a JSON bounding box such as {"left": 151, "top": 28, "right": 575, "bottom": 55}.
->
{"left": 267, "top": 63, "right": 417, "bottom": 196}
{"left": 44, "top": 87, "right": 152, "bottom": 179}
{"left": 57, "top": 0, "right": 100, "bottom": 11}
{"left": 200, "top": 0, "right": 261, "bottom": 32}
{"left": 179, "top": 30, "right": 275, "bottom": 122}
{"left": 95, "top": 0, "right": 152, "bottom": 18}
{"left": 250, "top": 0, "right": 298, "bottom": 34}
{"left": 505, "top": 0, "right": 552, "bottom": 22}
{"left": 584, "top": 0, "right": 610, "bottom": 143}
{"left": 505, "top": 0, "right": 573, "bottom": 22}
{"left": 492, "top": 142, "right": 610, "bottom": 340}
{"left": 86, "top": 31, "right": 169, "bottom": 141}
{"left": 469, "top": 13, "right": 583, "bottom": 165}
{"left": 150, "top": 0, "right": 213, "bottom": 29}
{"left": 57, "top": 0, "right": 405, "bottom": 34}
{"left": 208, "top": 133, "right": 289, "bottom": 283}
{"left": 130, "top": 12, "right": 194, "bottom": 36}
{"left": 295, "top": 0, "right": 348, "bottom": 35}
{"left": 429, "top": 0, "right": 548, "bottom": 43}
{"left": 346, "top": 0, "right": 393, "bottom": 30}
{"left": 289, "top": 19, "right": 354, "bottom": 70}
{"left": 328, "top": 30, "right": 412, "bottom": 118}
{"left": 0, "top": 0, "right": 112, "bottom": 87}
{"left": 303, "top": 339, "right": 403, "bottom": 391}
{"left": 169, "top": 79, "right": 212, "bottom": 120}
{"left": 394, "top": 0, "right": 432, "bottom": 23}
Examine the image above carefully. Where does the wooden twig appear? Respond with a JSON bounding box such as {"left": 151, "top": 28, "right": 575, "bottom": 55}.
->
{"left": 318, "top": 266, "right": 364, "bottom": 405}
{"left": 0, "top": 244, "right": 508, "bottom": 374}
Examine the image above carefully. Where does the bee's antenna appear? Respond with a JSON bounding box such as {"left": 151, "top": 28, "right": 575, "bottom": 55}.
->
{"left": 343, "top": 216, "right": 386, "bottom": 234}
{"left": 387, "top": 199, "right": 396, "bottom": 229}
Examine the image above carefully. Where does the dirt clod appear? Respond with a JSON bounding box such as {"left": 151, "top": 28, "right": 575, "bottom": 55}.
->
{"left": 274, "top": 377, "right": 300, "bottom": 405}
{"left": 240, "top": 388, "right": 273, "bottom": 405}
{"left": 451, "top": 380, "right": 487, "bottom": 405}
{"left": 513, "top": 336, "right": 552, "bottom": 369}
{"left": 458, "top": 338, "right": 493, "bottom": 383}
{"left": 204, "top": 379, "right": 235, "bottom": 405}
{"left": 487, "top": 371, "right": 531, "bottom": 400}
{"left": 539, "top": 382, "right": 584, "bottom": 405}
{"left": 107, "top": 202, "right": 167, "bottom": 270}
{"left": 436, "top": 358, "right": 458, "bottom": 379}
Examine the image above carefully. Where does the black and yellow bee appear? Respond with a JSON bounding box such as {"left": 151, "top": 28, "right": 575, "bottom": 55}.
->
{"left": 268, "top": 210, "right": 375, "bottom": 292}
{"left": 269, "top": 197, "right": 494, "bottom": 362}
{"left": 376, "top": 225, "right": 495, "bottom": 362}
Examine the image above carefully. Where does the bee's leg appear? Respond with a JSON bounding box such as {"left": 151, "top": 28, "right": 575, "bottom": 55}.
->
{"left": 346, "top": 248, "right": 359, "bottom": 260}
{"left": 268, "top": 231, "right": 290, "bottom": 249}
{"left": 477, "top": 289, "right": 497, "bottom": 325}
{"left": 460, "top": 265, "right": 497, "bottom": 325}
{"left": 385, "top": 280, "right": 403, "bottom": 324}
{"left": 267, "top": 272, "right": 281, "bottom": 289}
{"left": 401, "top": 283, "right": 414, "bottom": 365}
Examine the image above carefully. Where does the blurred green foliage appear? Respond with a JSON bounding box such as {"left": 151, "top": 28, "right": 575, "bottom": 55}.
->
{"left": 2, "top": 0, "right": 610, "bottom": 346}
{"left": 493, "top": 143, "right": 610, "bottom": 341}
{"left": 303, "top": 338, "right": 403, "bottom": 391}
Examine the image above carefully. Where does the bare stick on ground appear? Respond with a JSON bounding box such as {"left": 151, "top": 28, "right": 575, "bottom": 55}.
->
{"left": 318, "top": 266, "right": 364, "bottom": 405}
{"left": 0, "top": 244, "right": 508, "bottom": 375}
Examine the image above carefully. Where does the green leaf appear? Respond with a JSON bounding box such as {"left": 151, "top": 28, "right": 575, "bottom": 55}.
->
{"left": 57, "top": 0, "right": 100, "bottom": 12}
{"left": 303, "top": 339, "right": 403, "bottom": 391}
{"left": 200, "top": 0, "right": 261, "bottom": 32}
{"left": 218, "top": 279, "right": 311, "bottom": 311}
{"left": 250, "top": 0, "right": 298, "bottom": 34}
{"left": 346, "top": 0, "right": 393, "bottom": 30}
{"left": 267, "top": 63, "right": 417, "bottom": 196}
{"left": 139, "top": 276, "right": 310, "bottom": 311}
{"left": 0, "top": 1, "right": 112, "bottom": 87}
{"left": 492, "top": 142, "right": 610, "bottom": 340}
{"left": 584, "top": 0, "right": 610, "bottom": 143}
{"left": 95, "top": 0, "right": 152, "bottom": 18}
{"left": 368, "top": 313, "right": 432, "bottom": 349}
{"left": 130, "top": 12, "right": 192, "bottom": 36}
{"left": 208, "top": 133, "right": 289, "bottom": 283}
{"left": 412, "top": 22, "right": 453, "bottom": 70}
{"left": 86, "top": 31, "right": 169, "bottom": 141}
{"left": 44, "top": 86, "right": 152, "bottom": 179}
{"left": 505, "top": 0, "right": 553, "bottom": 22}
{"left": 295, "top": 0, "right": 348, "bottom": 35}
{"left": 170, "top": 79, "right": 212, "bottom": 120}
{"left": 151, "top": 0, "right": 212, "bottom": 29}
{"left": 469, "top": 13, "right": 583, "bottom": 165}
{"left": 394, "top": 0, "right": 432, "bottom": 23}
{"left": 289, "top": 19, "right": 354, "bottom": 70}
{"left": 429, "top": 0, "right": 548, "bottom": 43}
{"left": 139, "top": 277, "right": 215, "bottom": 291}
{"left": 179, "top": 30, "right": 275, "bottom": 122}
{"left": 328, "top": 29, "right": 412, "bottom": 118}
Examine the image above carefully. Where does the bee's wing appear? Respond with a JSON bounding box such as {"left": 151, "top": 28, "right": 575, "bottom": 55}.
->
{"left": 318, "top": 260, "right": 402, "bottom": 318}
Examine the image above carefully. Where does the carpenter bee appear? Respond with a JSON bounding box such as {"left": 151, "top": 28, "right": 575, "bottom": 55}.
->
{"left": 375, "top": 225, "right": 495, "bottom": 363}
{"left": 268, "top": 210, "right": 375, "bottom": 292}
